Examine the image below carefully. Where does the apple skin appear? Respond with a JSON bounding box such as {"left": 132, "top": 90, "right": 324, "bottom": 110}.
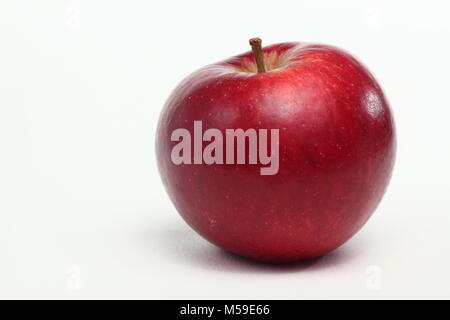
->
{"left": 156, "top": 42, "right": 396, "bottom": 263}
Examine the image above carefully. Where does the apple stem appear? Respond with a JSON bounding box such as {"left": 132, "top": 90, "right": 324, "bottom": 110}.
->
{"left": 249, "top": 37, "right": 266, "bottom": 73}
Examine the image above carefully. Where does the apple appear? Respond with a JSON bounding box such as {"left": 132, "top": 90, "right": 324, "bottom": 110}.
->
{"left": 156, "top": 38, "right": 395, "bottom": 263}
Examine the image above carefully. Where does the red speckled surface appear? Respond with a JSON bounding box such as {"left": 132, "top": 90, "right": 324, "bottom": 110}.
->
{"left": 156, "top": 42, "right": 396, "bottom": 263}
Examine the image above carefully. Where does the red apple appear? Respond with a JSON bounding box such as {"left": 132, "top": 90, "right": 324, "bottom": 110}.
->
{"left": 156, "top": 38, "right": 396, "bottom": 263}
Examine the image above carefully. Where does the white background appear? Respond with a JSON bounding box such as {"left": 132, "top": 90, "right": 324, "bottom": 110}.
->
{"left": 1, "top": 0, "right": 449, "bottom": 299}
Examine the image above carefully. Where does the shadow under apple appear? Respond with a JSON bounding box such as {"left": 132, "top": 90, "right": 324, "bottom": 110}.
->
{"left": 148, "top": 223, "right": 365, "bottom": 274}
